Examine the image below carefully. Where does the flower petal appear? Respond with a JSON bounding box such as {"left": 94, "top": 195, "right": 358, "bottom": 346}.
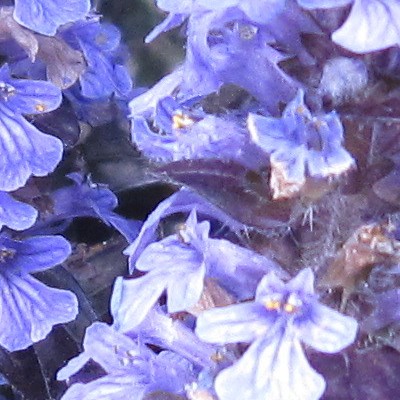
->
{"left": 61, "top": 373, "right": 147, "bottom": 400}
{"left": 0, "top": 107, "right": 63, "bottom": 191}
{"left": 332, "top": 0, "right": 400, "bottom": 53}
{"left": 5, "top": 235, "right": 71, "bottom": 274}
{"left": 0, "top": 64, "right": 62, "bottom": 115}
{"left": 0, "top": 273, "right": 78, "bottom": 351}
{"left": 111, "top": 275, "right": 166, "bottom": 332}
{"left": 14, "top": 0, "right": 90, "bottom": 36}
{"left": 215, "top": 333, "right": 326, "bottom": 400}
{"left": 299, "top": 303, "right": 358, "bottom": 353}
{"left": 167, "top": 262, "right": 206, "bottom": 312}
{"left": 196, "top": 303, "right": 273, "bottom": 343}
{"left": 0, "top": 192, "right": 37, "bottom": 231}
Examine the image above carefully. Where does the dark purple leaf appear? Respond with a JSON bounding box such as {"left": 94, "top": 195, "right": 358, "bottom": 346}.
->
{"left": 156, "top": 159, "right": 293, "bottom": 231}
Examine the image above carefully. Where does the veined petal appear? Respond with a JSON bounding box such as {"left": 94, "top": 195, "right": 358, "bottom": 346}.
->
{"left": 0, "top": 273, "right": 78, "bottom": 351}
{"left": 61, "top": 374, "right": 147, "bottom": 400}
{"left": 215, "top": 333, "right": 325, "bottom": 400}
{"left": 332, "top": 0, "right": 400, "bottom": 53}
{"left": 298, "top": 303, "right": 358, "bottom": 353}
{"left": 166, "top": 261, "right": 206, "bottom": 312}
{"left": 0, "top": 106, "right": 63, "bottom": 191}
{"left": 14, "top": 0, "right": 90, "bottom": 36}
{"left": 135, "top": 237, "right": 203, "bottom": 273}
{"left": 1, "top": 77, "right": 62, "bottom": 115}
{"left": 196, "top": 303, "right": 273, "bottom": 343}
{"left": 111, "top": 275, "right": 167, "bottom": 332}
{"left": 5, "top": 235, "right": 71, "bottom": 274}
{"left": 58, "top": 322, "right": 152, "bottom": 379}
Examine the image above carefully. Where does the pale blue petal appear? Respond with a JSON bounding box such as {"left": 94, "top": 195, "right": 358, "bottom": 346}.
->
{"left": 297, "top": 0, "right": 352, "bottom": 9}
{"left": 298, "top": 303, "right": 358, "bottom": 353}
{"left": 215, "top": 333, "right": 326, "bottom": 400}
{"left": 285, "top": 267, "right": 315, "bottom": 295}
{"left": 166, "top": 261, "right": 206, "bottom": 312}
{"left": 255, "top": 272, "right": 286, "bottom": 300}
{"left": 332, "top": 0, "right": 400, "bottom": 53}
{"left": 58, "top": 322, "right": 152, "bottom": 379}
{"left": 145, "top": 13, "right": 187, "bottom": 43}
{"left": 5, "top": 235, "right": 71, "bottom": 274}
{"left": 111, "top": 275, "right": 166, "bottom": 332}
{"left": 196, "top": 303, "right": 273, "bottom": 343}
{"left": 135, "top": 236, "right": 202, "bottom": 273}
{"left": 61, "top": 374, "right": 147, "bottom": 400}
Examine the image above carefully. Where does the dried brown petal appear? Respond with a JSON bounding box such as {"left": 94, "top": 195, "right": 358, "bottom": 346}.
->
{"left": 37, "top": 34, "right": 86, "bottom": 89}
{"left": 320, "top": 221, "right": 400, "bottom": 296}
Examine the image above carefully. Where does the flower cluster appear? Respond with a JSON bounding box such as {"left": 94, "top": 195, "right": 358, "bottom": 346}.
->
{"left": 1, "top": 1, "right": 400, "bottom": 400}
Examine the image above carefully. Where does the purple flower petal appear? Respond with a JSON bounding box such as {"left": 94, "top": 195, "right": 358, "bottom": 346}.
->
{"left": 215, "top": 333, "right": 326, "bottom": 400}
{"left": 124, "top": 188, "right": 245, "bottom": 268}
{"left": 13, "top": 0, "right": 90, "bottom": 36}
{"left": 58, "top": 322, "right": 152, "bottom": 379}
{"left": 0, "top": 106, "right": 63, "bottom": 191}
{"left": 0, "top": 64, "right": 62, "bottom": 115}
{"left": 61, "top": 374, "right": 147, "bottom": 400}
{"left": 299, "top": 303, "right": 358, "bottom": 353}
{"left": 2, "top": 235, "right": 71, "bottom": 274}
{"left": 0, "top": 192, "right": 37, "bottom": 231}
{"left": 196, "top": 303, "right": 274, "bottom": 343}
{"left": 166, "top": 261, "right": 206, "bottom": 312}
{"left": 0, "top": 273, "right": 78, "bottom": 351}
{"left": 332, "top": 0, "right": 400, "bottom": 53}
{"left": 111, "top": 274, "right": 167, "bottom": 331}
{"left": 297, "top": 0, "right": 352, "bottom": 9}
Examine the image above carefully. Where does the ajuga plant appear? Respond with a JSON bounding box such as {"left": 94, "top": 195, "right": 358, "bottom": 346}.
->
{"left": 0, "top": 0, "right": 400, "bottom": 399}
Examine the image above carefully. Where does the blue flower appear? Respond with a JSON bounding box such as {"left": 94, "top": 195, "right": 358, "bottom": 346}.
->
{"left": 131, "top": 96, "right": 263, "bottom": 169}
{"left": 0, "top": 234, "right": 77, "bottom": 351}
{"left": 146, "top": 1, "right": 316, "bottom": 111}
{"left": 112, "top": 209, "right": 287, "bottom": 329}
{"left": 13, "top": 0, "right": 90, "bottom": 36}
{"left": 0, "top": 63, "right": 63, "bottom": 192}
{"left": 58, "top": 322, "right": 196, "bottom": 400}
{"left": 61, "top": 19, "right": 133, "bottom": 99}
{"left": 124, "top": 187, "right": 246, "bottom": 267}
{"left": 48, "top": 173, "right": 141, "bottom": 242}
{"left": 196, "top": 268, "right": 358, "bottom": 400}
{"left": 247, "top": 89, "right": 355, "bottom": 199}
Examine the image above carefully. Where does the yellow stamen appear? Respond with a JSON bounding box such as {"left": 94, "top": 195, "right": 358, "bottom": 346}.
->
{"left": 264, "top": 299, "right": 281, "bottom": 311}
{"left": 35, "top": 103, "right": 46, "bottom": 112}
{"left": 172, "top": 112, "right": 195, "bottom": 129}
{"left": 283, "top": 303, "right": 297, "bottom": 313}
{"left": 296, "top": 105, "right": 307, "bottom": 115}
